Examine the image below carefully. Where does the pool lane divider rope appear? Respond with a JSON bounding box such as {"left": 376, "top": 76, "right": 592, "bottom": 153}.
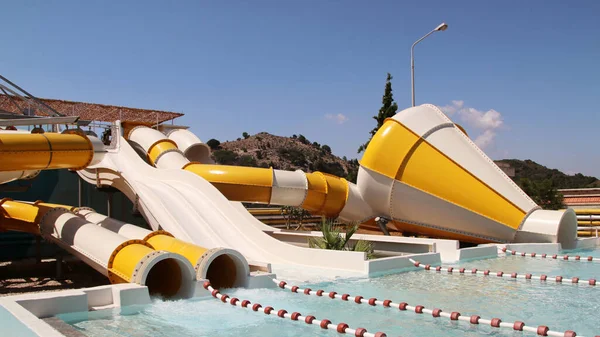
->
{"left": 409, "top": 258, "right": 597, "bottom": 287}
{"left": 272, "top": 278, "right": 582, "bottom": 337}
{"left": 202, "top": 281, "right": 388, "bottom": 337}
{"left": 499, "top": 247, "right": 600, "bottom": 263}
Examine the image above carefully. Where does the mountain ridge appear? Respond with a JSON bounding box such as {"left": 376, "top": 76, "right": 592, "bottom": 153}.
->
{"left": 208, "top": 132, "right": 599, "bottom": 188}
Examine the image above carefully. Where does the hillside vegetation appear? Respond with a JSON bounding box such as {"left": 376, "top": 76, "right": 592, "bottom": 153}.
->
{"left": 496, "top": 159, "right": 600, "bottom": 189}
{"left": 208, "top": 132, "right": 359, "bottom": 183}
{"left": 206, "top": 133, "right": 599, "bottom": 192}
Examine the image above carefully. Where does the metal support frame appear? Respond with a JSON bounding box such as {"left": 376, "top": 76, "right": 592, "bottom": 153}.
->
{"left": 375, "top": 216, "right": 391, "bottom": 236}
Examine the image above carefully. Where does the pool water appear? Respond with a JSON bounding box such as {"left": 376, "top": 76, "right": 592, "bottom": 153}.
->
{"left": 59, "top": 247, "right": 600, "bottom": 337}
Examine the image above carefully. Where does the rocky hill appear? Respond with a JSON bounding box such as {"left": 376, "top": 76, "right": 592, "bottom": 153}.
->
{"left": 206, "top": 133, "right": 599, "bottom": 189}
{"left": 496, "top": 159, "right": 600, "bottom": 188}
{"left": 208, "top": 132, "right": 359, "bottom": 182}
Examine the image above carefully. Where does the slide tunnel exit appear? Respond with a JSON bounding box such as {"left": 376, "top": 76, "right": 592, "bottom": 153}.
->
{"left": 0, "top": 199, "right": 196, "bottom": 299}
{"left": 31, "top": 202, "right": 250, "bottom": 290}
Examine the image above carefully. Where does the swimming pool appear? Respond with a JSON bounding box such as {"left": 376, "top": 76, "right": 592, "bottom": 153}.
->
{"left": 59, "top": 247, "right": 600, "bottom": 337}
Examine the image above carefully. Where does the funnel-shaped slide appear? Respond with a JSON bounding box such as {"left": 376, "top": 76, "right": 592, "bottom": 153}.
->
{"left": 0, "top": 200, "right": 195, "bottom": 298}
{"left": 128, "top": 105, "right": 576, "bottom": 247}
{"left": 358, "top": 104, "right": 577, "bottom": 246}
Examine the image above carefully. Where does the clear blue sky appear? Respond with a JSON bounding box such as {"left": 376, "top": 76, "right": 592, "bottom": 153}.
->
{"left": 2, "top": 1, "right": 599, "bottom": 177}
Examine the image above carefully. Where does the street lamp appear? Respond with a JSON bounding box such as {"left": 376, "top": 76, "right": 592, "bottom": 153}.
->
{"left": 411, "top": 22, "right": 448, "bottom": 107}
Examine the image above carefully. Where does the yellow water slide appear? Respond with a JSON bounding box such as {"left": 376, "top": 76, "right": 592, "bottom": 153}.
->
{"left": 0, "top": 199, "right": 196, "bottom": 298}
{"left": 128, "top": 126, "right": 370, "bottom": 220}
{"left": 128, "top": 102, "right": 577, "bottom": 247}
{"left": 0, "top": 129, "right": 105, "bottom": 183}
{"left": 31, "top": 202, "right": 250, "bottom": 289}
{"left": 357, "top": 104, "right": 576, "bottom": 246}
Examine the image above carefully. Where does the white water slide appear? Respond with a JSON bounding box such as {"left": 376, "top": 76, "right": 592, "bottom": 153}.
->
{"left": 78, "top": 122, "right": 390, "bottom": 280}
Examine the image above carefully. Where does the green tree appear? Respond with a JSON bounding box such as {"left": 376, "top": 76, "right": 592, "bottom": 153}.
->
{"left": 281, "top": 205, "right": 312, "bottom": 230}
{"left": 346, "top": 167, "right": 358, "bottom": 184}
{"left": 308, "top": 218, "right": 375, "bottom": 259}
{"left": 297, "top": 134, "right": 308, "bottom": 144}
{"left": 519, "top": 178, "right": 565, "bottom": 210}
{"left": 242, "top": 132, "right": 250, "bottom": 139}
{"left": 206, "top": 139, "right": 221, "bottom": 150}
{"left": 358, "top": 73, "right": 398, "bottom": 153}
{"left": 321, "top": 145, "right": 331, "bottom": 154}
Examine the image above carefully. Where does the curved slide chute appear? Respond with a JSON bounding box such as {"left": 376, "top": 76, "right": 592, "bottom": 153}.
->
{"left": 166, "top": 128, "right": 215, "bottom": 164}
{"left": 0, "top": 199, "right": 196, "bottom": 299}
{"left": 78, "top": 123, "right": 375, "bottom": 278}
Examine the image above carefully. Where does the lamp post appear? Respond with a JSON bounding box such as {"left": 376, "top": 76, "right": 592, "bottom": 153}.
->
{"left": 411, "top": 22, "right": 448, "bottom": 107}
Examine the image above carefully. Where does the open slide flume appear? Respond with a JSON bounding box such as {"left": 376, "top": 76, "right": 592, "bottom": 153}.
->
{"left": 79, "top": 122, "right": 387, "bottom": 279}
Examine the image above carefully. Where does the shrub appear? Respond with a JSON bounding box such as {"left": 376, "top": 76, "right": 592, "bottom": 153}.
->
{"left": 242, "top": 132, "right": 250, "bottom": 139}
{"left": 313, "top": 159, "right": 345, "bottom": 177}
{"left": 206, "top": 139, "right": 221, "bottom": 150}
{"left": 238, "top": 155, "right": 258, "bottom": 167}
{"left": 308, "top": 218, "right": 375, "bottom": 259}
{"left": 346, "top": 167, "right": 358, "bottom": 183}
{"left": 297, "top": 134, "right": 308, "bottom": 144}
{"left": 213, "top": 150, "right": 238, "bottom": 165}
{"left": 321, "top": 145, "right": 331, "bottom": 154}
{"left": 278, "top": 148, "right": 307, "bottom": 167}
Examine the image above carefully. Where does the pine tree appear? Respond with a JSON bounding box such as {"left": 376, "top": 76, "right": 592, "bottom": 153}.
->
{"left": 357, "top": 73, "right": 398, "bottom": 153}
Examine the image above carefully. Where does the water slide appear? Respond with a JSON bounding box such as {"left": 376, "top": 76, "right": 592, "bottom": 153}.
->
{"left": 131, "top": 104, "right": 577, "bottom": 247}
{"left": 0, "top": 198, "right": 196, "bottom": 299}
{"left": 0, "top": 129, "right": 104, "bottom": 184}
{"left": 0, "top": 131, "right": 242, "bottom": 296}
{"left": 22, "top": 202, "right": 248, "bottom": 289}
{"left": 1, "top": 103, "right": 578, "bottom": 285}
{"left": 78, "top": 123, "right": 378, "bottom": 278}
{"left": 357, "top": 104, "right": 576, "bottom": 246}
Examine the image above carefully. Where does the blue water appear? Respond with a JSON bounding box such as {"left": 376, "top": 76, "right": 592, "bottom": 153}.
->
{"left": 59, "top": 247, "right": 600, "bottom": 337}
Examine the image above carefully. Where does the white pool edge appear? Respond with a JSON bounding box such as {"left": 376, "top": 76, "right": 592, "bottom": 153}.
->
{"left": 0, "top": 283, "right": 151, "bottom": 337}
